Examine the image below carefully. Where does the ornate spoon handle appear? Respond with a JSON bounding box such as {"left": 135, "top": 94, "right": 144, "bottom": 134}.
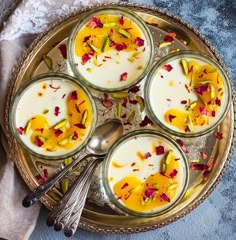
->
{"left": 47, "top": 157, "right": 102, "bottom": 231}
{"left": 63, "top": 159, "right": 101, "bottom": 237}
{"left": 22, "top": 150, "right": 89, "bottom": 208}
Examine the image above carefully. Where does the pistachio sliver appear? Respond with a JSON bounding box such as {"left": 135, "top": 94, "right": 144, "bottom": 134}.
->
{"left": 47, "top": 146, "right": 59, "bottom": 152}
{"left": 165, "top": 150, "right": 174, "bottom": 165}
{"left": 103, "top": 22, "right": 117, "bottom": 28}
{"left": 129, "top": 185, "right": 142, "bottom": 193}
{"left": 127, "top": 110, "right": 135, "bottom": 123}
{"left": 53, "top": 119, "right": 67, "bottom": 129}
{"left": 136, "top": 96, "right": 144, "bottom": 112}
{"left": 38, "top": 135, "right": 47, "bottom": 142}
{"left": 111, "top": 92, "right": 129, "bottom": 99}
{"left": 159, "top": 42, "right": 171, "bottom": 48}
{"left": 167, "top": 183, "right": 178, "bottom": 192}
{"left": 42, "top": 55, "right": 53, "bottom": 70}
{"left": 187, "top": 115, "right": 193, "bottom": 132}
{"left": 187, "top": 101, "right": 197, "bottom": 111}
{"left": 24, "top": 120, "right": 31, "bottom": 135}
{"left": 61, "top": 179, "right": 69, "bottom": 194}
{"left": 198, "top": 95, "right": 207, "bottom": 106}
{"left": 161, "top": 162, "right": 167, "bottom": 174}
{"left": 102, "top": 36, "right": 110, "bottom": 52}
{"left": 181, "top": 59, "right": 189, "bottom": 75}
{"left": 58, "top": 137, "right": 69, "bottom": 146}
{"left": 196, "top": 80, "right": 213, "bottom": 85}
{"left": 210, "top": 85, "right": 215, "bottom": 99}
{"left": 117, "top": 28, "right": 130, "bottom": 38}
{"left": 81, "top": 110, "right": 88, "bottom": 125}
{"left": 114, "top": 101, "right": 122, "bottom": 118}
{"left": 87, "top": 41, "right": 99, "bottom": 53}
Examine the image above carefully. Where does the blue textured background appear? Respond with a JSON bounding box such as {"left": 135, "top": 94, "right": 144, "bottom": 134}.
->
{"left": 30, "top": 0, "right": 236, "bottom": 239}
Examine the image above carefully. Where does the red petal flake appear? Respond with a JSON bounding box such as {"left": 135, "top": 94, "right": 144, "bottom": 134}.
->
{"left": 121, "top": 113, "right": 127, "bottom": 118}
{"left": 215, "top": 98, "right": 221, "bottom": 106}
{"left": 145, "top": 188, "right": 157, "bottom": 198}
{"left": 199, "top": 106, "right": 207, "bottom": 115}
{"left": 214, "top": 131, "right": 223, "bottom": 140}
{"left": 82, "top": 53, "right": 91, "bottom": 65}
{"left": 163, "top": 64, "right": 173, "bottom": 72}
{"left": 156, "top": 145, "right": 165, "bottom": 155}
{"left": 200, "top": 151, "right": 208, "bottom": 160}
{"left": 54, "top": 129, "right": 63, "bottom": 137}
{"left": 190, "top": 163, "right": 209, "bottom": 171}
{"left": 72, "top": 131, "right": 78, "bottom": 140}
{"left": 195, "top": 84, "right": 209, "bottom": 95}
{"left": 43, "top": 168, "right": 49, "bottom": 180}
{"left": 212, "top": 111, "right": 216, "bottom": 117}
{"left": 128, "top": 85, "right": 140, "bottom": 93}
{"left": 176, "top": 139, "right": 189, "bottom": 153}
{"left": 115, "top": 43, "right": 127, "bottom": 51}
{"left": 102, "top": 99, "right": 114, "bottom": 109}
{"left": 83, "top": 35, "right": 91, "bottom": 42}
{"left": 109, "top": 40, "right": 116, "bottom": 47}
{"left": 54, "top": 106, "right": 60, "bottom": 116}
{"left": 49, "top": 83, "right": 61, "bottom": 92}
{"left": 164, "top": 35, "right": 174, "bottom": 43}
{"left": 122, "top": 98, "right": 128, "bottom": 107}
{"left": 160, "top": 193, "right": 170, "bottom": 202}
{"left": 129, "top": 98, "right": 138, "bottom": 105}
{"left": 17, "top": 127, "right": 24, "bottom": 135}
{"left": 58, "top": 44, "right": 67, "bottom": 59}
{"left": 35, "top": 136, "right": 44, "bottom": 147}
{"left": 71, "top": 91, "right": 78, "bottom": 101}
{"left": 168, "top": 114, "right": 176, "bottom": 122}
{"left": 181, "top": 100, "right": 187, "bottom": 104}
{"left": 121, "top": 182, "right": 129, "bottom": 189}
{"left": 140, "top": 115, "right": 153, "bottom": 127}
{"left": 169, "top": 169, "right": 178, "bottom": 178}
{"left": 119, "top": 15, "right": 124, "bottom": 25}
{"left": 89, "top": 17, "right": 103, "bottom": 29}
{"left": 145, "top": 152, "right": 152, "bottom": 159}
{"left": 135, "top": 37, "right": 145, "bottom": 47}
{"left": 74, "top": 123, "right": 86, "bottom": 129}
{"left": 120, "top": 72, "right": 128, "bottom": 81}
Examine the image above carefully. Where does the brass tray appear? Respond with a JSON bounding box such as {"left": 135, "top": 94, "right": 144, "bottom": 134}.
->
{"left": 4, "top": 2, "right": 236, "bottom": 234}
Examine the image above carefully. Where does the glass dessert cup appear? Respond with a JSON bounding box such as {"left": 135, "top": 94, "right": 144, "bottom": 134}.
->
{"left": 67, "top": 6, "right": 154, "bottom": 93}
{"left": 9, "top": 73, "right": 97, "bottom": 160}
{"left": 144, "top": 50, "right": 232, "bottom": 138}
{"left": 102, "top": 129, "right": 189, "bottom": 217}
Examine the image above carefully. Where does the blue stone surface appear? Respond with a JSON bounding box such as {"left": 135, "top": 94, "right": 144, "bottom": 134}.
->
{"left": 30, "top": 0, "right": 236, "bottom": 239}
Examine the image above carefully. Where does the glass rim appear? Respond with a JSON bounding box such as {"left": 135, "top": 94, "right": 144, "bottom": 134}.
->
{"left": 144, "top": 50, "right": 232, "bottom": 138}
{"left": 67, "top": 5, "right": 154, "bottom": 93}
{"left": 8, "top": 72, "right": 97, "bottom": 160}
{"left": 102, "top": 129, "right": 190, "bottom": 217}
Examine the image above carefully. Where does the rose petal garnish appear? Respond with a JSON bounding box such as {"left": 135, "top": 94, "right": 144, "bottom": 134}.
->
{"left": 128, "top": 85, "right": 140, "bottom": 93}
{"left": 212, "top": 111, "right": 216, "bottom": 117}
{"left": 82, "top": 53, "right": 91, "bottom": 65}
{"left": 169, "top": 169, "right": 178, "bottom": 178}
{"left": 54, "top": 106, "right": 60, "bottom": 116}
{"left": 115, "top": 43, "right": 127, "bottom": 51}
{"left": 214, "top": 131, "right": 223, "bottom": 139}
{"left": 83, "top": 35, "right": 91, "bottom": 42}
{"left": 54, "top": 129, "right": 63, "bottom": 137}
{"left": 89, "top": 17, "right": 103, "bottom": 29}
{"left": 145, "top": 188, "right": 157, "bottom": 198}
{"left": 122, "top": 98, "right": 128, "bottom": 107}
{"left": 17, "top": 127, "right": 24, "bottom": 135}
{"left": 163, "top": 64, "right": 173, "bottom": 72}
{"left": 121, "top": 182, "right": 129, "bottom": 189}
{"left": 72, "top": 131, "right": 78, "bottom": 140}
{"left": 58, "top": 44, "right": 67, "bottom": 59}
{"left": 195, "top": 84, "right": 209, "bottom": 95}
{"left": 200, "top": 151, "right": 208, "bottom": 160}
{"left": 191, "top": 163, "right": 209, "bottom": 171}
{"left": 156, "top": 145, "right": 164, "bottom": 155}
{"left": 35, "top": 174, "right": 45, "bottom": 184}
{"left": 35, "top": 136, "right": 44, "bottom": 147}
{"left": 121, "top": 113, "right": 127, "bottom": 118}
{"left": 120, "top": 72, "right": 128, "bottom": 81}
{"left": 181, "top": 100, "right": 187, "bottom": 104}
{"left": 102, "top": 99, "right": 114, "bottom": 109}
{"left": 119, "top": 15, "right": 124, "bottom": 25}
{"left": 168, "top": 114, "right": 176, "bottom": 122}
{"left": 43, "top": 168, "right": 49, "bottom": 180}
{"left": 199, "top": 106, "right": 207, "bottom": 115}
{"left": 49, "top": 83, "right": 61, "bottom": 92}
{"left": 176, "top": 139, "right": 189, "bottom": 153}
{"left": 160, "top": 193, "right": 170, "bottom": 202}
{"left": 135, "top": 37, "right": 144, "bottom": 47}
{"left": 74, "top": 123, "right": 86, "bottom": 129}
{"left": 71, "top": 91, "right": 78, "bottom": 101}
{"left": 140, "top": 115, "right": 153, "bottom": 127}
{"left": 145, "top": 152, "right": 152, "bottom": 159}
{"left": 164, "top": 35, "right": 174, "bottom": 42}
{"left": 129, "top": 98, "right": 138, "bottom": 104}
{"left": 215, "top": 98, "right": 221, "bottom": 106}
{"left": 109, "top": 40, "right": 116, "bottom": 47}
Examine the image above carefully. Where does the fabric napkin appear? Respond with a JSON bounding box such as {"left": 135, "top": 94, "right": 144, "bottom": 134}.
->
{"left": 0, "top": 0, "right": 118, "bottom": 239}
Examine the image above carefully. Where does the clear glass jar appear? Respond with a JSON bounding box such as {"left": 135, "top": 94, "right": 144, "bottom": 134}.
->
{"left": 102, "top": 129, "right": 189, "bottom": 217}
{"left": 9, "top": 73, "right": 97, "bottom": 160}
{"left": 67, "top": 6, "right": 154, "bottom": 93}
{"left": 144, "top": 50, "right": 232, "bottom": 138}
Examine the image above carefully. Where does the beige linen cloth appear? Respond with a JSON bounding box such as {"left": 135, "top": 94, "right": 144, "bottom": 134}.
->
{"left": 0, "top": 0, "right": 118, "bottom": 239}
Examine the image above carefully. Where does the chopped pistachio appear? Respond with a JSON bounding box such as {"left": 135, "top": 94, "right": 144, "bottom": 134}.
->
{"left": 111, "top": 92, "right": 129, "bottom": 99}
{"left": 61, "top": 179, "right": 69, "bottom": 194}
{"left": 81, "top": 110, "right": 88, "bottom": 125}
{"left": 196, "top": 80, "right": 213, "bottom": 85}
{"left": 167, "top": 183, "right": 178, "bottom": 192}
{"left": 181, "top": 59, "right": 189, "bottom": 75}
{"left": 187, "top": 101, "right": 197, "bottom": 111}
{"left": 161, "top": 162, "right": 167, "bottom": 174}
{"left": 24, "top": 120, "right": 31, "bottom": 135}
{"left": 129, "top": 185, "right": 142, "bottom": 193}
{"left": 159, "top": 42, "right": 171, "bottom": 48}
{"left": 117, "top": 28, "right": 131, "bottom": 38}
{"left": 47, "top": 146, "right": 59, "bottom": 152}
{"left": 53, "top": 119, "right": 67, "bottom": 129}
{"left": 86, "top": 68, "right": 92, "bottom": 72}
{"left": 87, "top": 41, "right": 99, "bottom": 53}
{"left": 38, "top": 135, "right": 47, "bottom": 142}
{"left": 114, "top": 101, "right": 122, "bottom": 118}
{"left": 128, "top": 57, "right": 135, "bottom": 62}
{"left": 58, "top": 137, "right": 69, "bottom": 146}
{"left": 127, "top": 110, "right": 135, "bottom": 123}
{"left": 198, "top": 95, "right": 207, "bottom": 106}
{"left": 103, "top": 22, "right": 117, "bottom": 28}
{"left": 102, "top": 36, "right": 110, "bottom": 52}
{"left": 43, "top": 109, "right": 49, "bottom": 114}
{"left": 210, "top": 85, "right": 215, "bottom": 99}
{"left": 165, "top": 150, "right": 174, "bottom": 164}
{"left": 132, "top": 52, "right": 140, "bottom": 58}
{"left": 136, "top": 96, "right": 144, "bottom": 112}
{"left": 187, "top": 115, "right": 193, "bottom": 132}
{"left": 137, "top": 65, "right": 144, "bottom": 70}
{"left": 152, "top": 183, "right": 159, "bottom": 188}
{"left": 42, "top": 55, "right": 53, "bottom": 70}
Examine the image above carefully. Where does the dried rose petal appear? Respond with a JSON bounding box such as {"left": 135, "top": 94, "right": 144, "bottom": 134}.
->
{"left": 199, "top": 106, "right": 207, "bottom": 115}
{"left": 109, "top": 40, "right": 116, "bottom": 47}
{"left": 54, "top": 129, "right": 63, "bottom": 137}
{"left": 140, "top": 115, "right": 153, "bottom": 127}
{"left": 156, "top": 145, "right": 164, "bottom": 155}
{"left": 129, "top": 98, "right": 138, "bottom": 105}
{"left": 212, "top": 111, "right": 216, "bottom": 117}
{"left": 83, "top": 35, "right": 91, "bottom": 42}
{"left": 195, "top": 84, "right": 209, "bottom": 95}
{"left": 120, "top": 72, "right": 128, "bottom": 81}
{"left": 214, "top": 132, "right": 223, "bottom": 140}
{"left": 35, "top": 136, "right": 44, "bottom": 147}
{"left": 119, "top": 15, "right": 124, "bottom": 25}
{"left": 207, "top": 157, "right": 215, "bottom": 171}
{"left": 176, "top": 139, "right": 189, "bottom": 153}
{"left": 181, "top": 100, "right": 187, "bottom": 104}
{"left": 169, "top": 169, "right": 178, "bottom": 178}
{"left": 102, "top": 99, "right": 114, "bottom": 109}
{"left": 145, "top": 152, "right": 152, "bottom": 159}
{"left": 191, "top": 163, "right": 209, "bottom": 171}
{"left": 200, "top": 151, "right": 208, "bottom": 160}
{"left": 17, "top": 127, "right": 24, "bottom": 135}
{"left": 215, "top": 98, "right": 221, "bottom": 106}
{"left": 54, "top": 106, "right": 60, "bottom": 116}
{"left": 43, "top": 168, "right": 49, "bottom": 179}
{"left": 135, "top": 37, "right": 145, "bottom": 47}
{"left": 58, "top": 44, "right": 67, "bottom": 59}
{"left": 168, "top": 114, "right": 176, "bottom": 122}
{"left": 184, "top": 126, "right": 190, "bottom": 132}
{"left": 160, "top": 193, "right": 170, "bottom": 202}
{"left": 35, "top": 175, "right": 45, "bottom": 184}
{"left": 115, "top": 43, "right": 127, "bottom": 51}
{"left": 128, "top": 85, "right": 140, "bottom": 93}
{"left": 82, "top": 53, "right": 91, "bottom": 65}
{"left": 121, "top": 182, "right": 129, "bottom": 189}
{"left": 49, "top": 83, "right": 61, "bottom": 92}
{"left": 163, "top": 64, "right": 173, "bottom": 72}
{"left": 72, "top": 131, "right": 78, "bottom": 140}
{"left": 145, "top": 188, "right": 157, "bottom": 198}
{"left": 89, "top": 17, "right": 103, "bottom": 29}
{"left": 74, "top": 123, "right": 86, "bottom": 129}
{"left": 122, "top": 98, "right": 128, "bottom": 108}
{"left": 71, "top": 91, "right": 78, "bottom": 101}
{"left": 164, "top": 35, "right": 174, "bottom": 42}
{"left": 121, "top": 113, "right": 127, "bottom": 118}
